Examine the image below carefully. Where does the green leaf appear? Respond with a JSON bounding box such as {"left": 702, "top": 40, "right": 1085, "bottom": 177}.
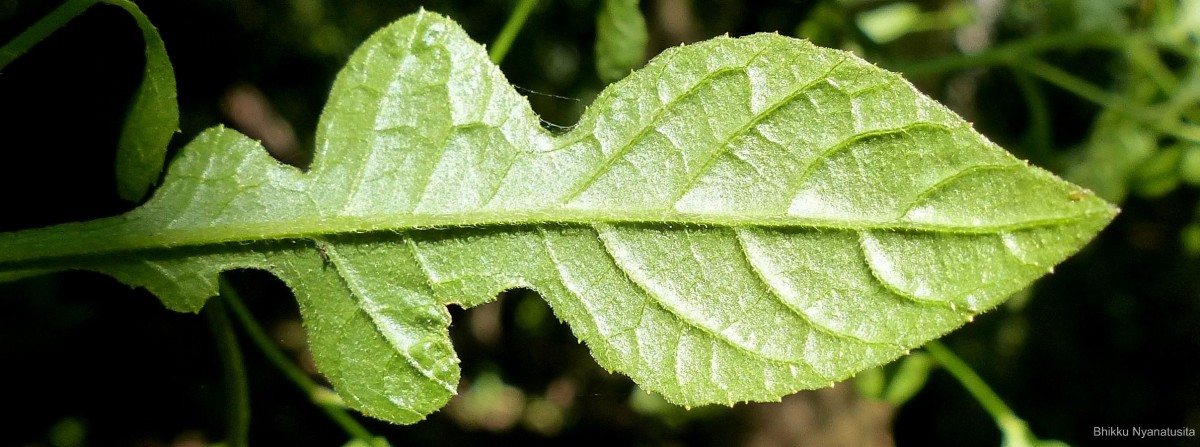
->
{"left": 852, "top": 366, "right": 886, "bottom": 400}
{"left": 794, "top": 2, "right": 849, "bottom": 48}
{"left": 855, "top": 2, "right": 972, "bottom": 44}
{"left": 1181, "top": 222, "right": 1200, "bottom": 256}
{"left": 108, "top": 0, "right": 179, "bottom": 201}
{"left": 856, "top": 2, "right": 922, "bottom": 44}
{"left": 594, "top": 0, "right": 647, "bottom": 82}
{"left": 1132, "top": 144, "right": 1183, "bottom": 198}
{"left": 0, "top": 0, "right": 177, "bottom": 201}
{"left": 0, "top": 11, "right": 1116, "bottom": 424}
{"left": 1065, "top": 112, "right": 1156, "bottom": 202}
{"left": 852, "top": 351, "right": 934, "bottom": 406}
{"left": 1179, "top": 143, "right": 1200, "bottom": 186}
{"left": 1070, "top": 0, "right": 1135, "bottom": 34}
{"left": 999, "top": 414, "right": 1071, "bottom": 447}
{"left": 881, "top": 351, "right": 934, "bottom": 406}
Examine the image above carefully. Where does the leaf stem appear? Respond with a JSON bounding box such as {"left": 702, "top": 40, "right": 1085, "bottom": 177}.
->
{"left": 895, "top": 32, "right": 1125, "bottom": 76}
{"left": 923, "top": 340, "right": 1012, "bottom": 420}
{"left": 1010, "top": 68, "right": 1054, "bottom": 168}
{"left": 203, "top": 296, "right": 251, "bottom": 447}
{"left": 489, "top": 0, "right": 538, "bottom": 64}
{"left": 0, "top": 0, "right": 100, "bottom": 70}
{"left": 1016, "top": 58, "right": 1200, "bottom": 142}
{"left": 925, "top": 340, "right": 1058, "bottom": 445}
{"left": 1123, "top": 35, "right": 1180, "bottom": 94}
{"left": 0, "top": 205, "right": 1118, "bottom": 271}
{"left": 1017, "top": 58, "right": 1129, "bottom": 119}
{"left": 219, "top": 277, "right": 378, "bottom": 443}
{"left": 895, "top": 29, "right": 1200, "bottom": 143}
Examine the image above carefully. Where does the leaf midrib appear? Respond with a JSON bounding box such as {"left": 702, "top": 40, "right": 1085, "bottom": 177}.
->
{"left": 0, "top": 208, "right": 1113, "bottom": 269}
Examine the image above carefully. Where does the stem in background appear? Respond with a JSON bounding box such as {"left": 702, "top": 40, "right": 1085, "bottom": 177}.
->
{"left": 924, "top": 340, "right": 1055, "bottom": 445}
{"left": 896, "top": 28, "right": 1200, "bottom": 143}
{"left": 896, "top": 32, "right": 1125, "bottom": 76}
{"left": 0, "top": 0, "right": 99, "bottom": 70}
{"left": 203, "top": 296, "right": 251, "bottom": 447}
{"left": 1011, "top": 68, "right": 1054, "bottom": 169}
{"left": 924, "top": 340, "right": 1013, "bottom": 420}
{"left": 219, "top": 277, "right": 378, "bottom": 443}
{"left": 1018, "top": 58, "right": 1200, "bottom": 143}
{"left": 1124, "top": 37, "right": 1179, "bottom": 94}
{"left": 489, "top": 0, "right": 538, "bottom": 64}
{"left": 1160, "top": 67, "right": 1200, "bottom": 124}
{"left": 1018, "top": 58, "right": 1129, "bottom": 117}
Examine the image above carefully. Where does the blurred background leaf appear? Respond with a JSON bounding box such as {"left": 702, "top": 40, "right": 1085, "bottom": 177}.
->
{"left": 594, "top": 0, "right": 646, "bottom": 82}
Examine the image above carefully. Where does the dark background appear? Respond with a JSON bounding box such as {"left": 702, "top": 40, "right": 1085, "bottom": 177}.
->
{"left": 1, "top": 0, "right": 1198, "bottom": 446}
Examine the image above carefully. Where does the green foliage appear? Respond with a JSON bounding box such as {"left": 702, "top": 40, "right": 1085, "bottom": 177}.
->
{"left": 0, "top": 0, "right": 178, "bottom": 202}
{"left": 1182, "top": 221, "right": 1200, "bottom": 256}
{"left": 880, "top": 352, "right": 935, "bottom": 405}
{"left": 487, "top": 0, "right": 538, "bottom": 64}
{"left": 594, "top": 0, "right": 647, "bottom": 82}
{"left": 923, "top": 340, "right": 1069, "bottom": 447}
{"left": 108, "top": 0, "right": 178, "bottom": 202}
{"left": 853, "top": 351, "right": 934, "bottom": 406}
{"left": 1132, "top": 143, "right": 1185, "bottom": 198}
{"left": 855, "top": 2, "right": 970, "bottom": 44}
{"left": 1065, "top": 112, "right": 1156, "bottom": 202}
{"left": 1181, "top": 143, "right": 1200, "bottom": 186}
{"left": 1042, "top": 2, "right": 1200, "bottom": 203}
{"left": 0, "top": 10, "right": 1114, "bottom": 425}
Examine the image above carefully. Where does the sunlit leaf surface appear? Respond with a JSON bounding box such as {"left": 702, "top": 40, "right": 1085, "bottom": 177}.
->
{"left": 0, "top": 11, "right": 1116, "bottom": 423}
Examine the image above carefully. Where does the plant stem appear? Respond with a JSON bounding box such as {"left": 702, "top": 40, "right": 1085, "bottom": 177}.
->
{"left": 1010, "top": 68, "right": 1054, "bottom": 168}
{"left": 0, "top": 0, "right": 99, "bottom": 70}
{"left": 896, "top": 32, "right": 1125, "bottom": 76}
{"left": 203, "top": 296, "right": 251, "bottom": 447}
{"left": 1018, "top": 58, "right": 1128, "bottom": 117}
{"left": 489, "top": 0, "right": 538, "bottom": 64}
{"left": 895, "top": 29, "right": 1200, "bottom": 143}
{"left": 1018, "top": 58, "right": 1200, "bottom": 142}
{"left": 1123, "top": 36, "right": 1179, "bottom": 94}
{"left": 923, "top": 340, "right": 1013, "bottom": 422}
{"left": 925, "top": 340, "right": 1057, "bottom": 446}
{"left": 219, "top": 277, "right": 378, "bottom": 443}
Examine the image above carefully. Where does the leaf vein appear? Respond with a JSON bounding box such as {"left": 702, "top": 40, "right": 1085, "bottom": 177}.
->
{"left": 670, "top": 54, "right": 850, "bottom": 206}
{"left": 340, "top": 21, "right": 425, "bottom": 214}
{"left": 323, "top": 242, "right": 457, "bottom": 393}
{"left": 899, "top": 163, "right": 1021, "bottom": 217}
{"left": 560, "top": 65, "right": 751, "bottom": 205}
{"left": 857, "top": 230, "right": 959, "bottom": 310}
{"left": 784, "top": 122, "right": 962, "bottom": 214}
{"left": 594, "top": 223, "right": 809, "bottom": 365}
{"left": 732, "top": 228, "right": 896, "bottom": 347}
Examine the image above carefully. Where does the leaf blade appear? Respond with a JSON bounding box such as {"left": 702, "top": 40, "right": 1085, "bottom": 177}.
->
{"left": 0, "top": 11, "right": 1116, "bottom": 423}
{"left": 108, "top": 0, "right": 180, "bottom": 202}
{"left": 595, "top": 0, "right": 648, "bottom": 82}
